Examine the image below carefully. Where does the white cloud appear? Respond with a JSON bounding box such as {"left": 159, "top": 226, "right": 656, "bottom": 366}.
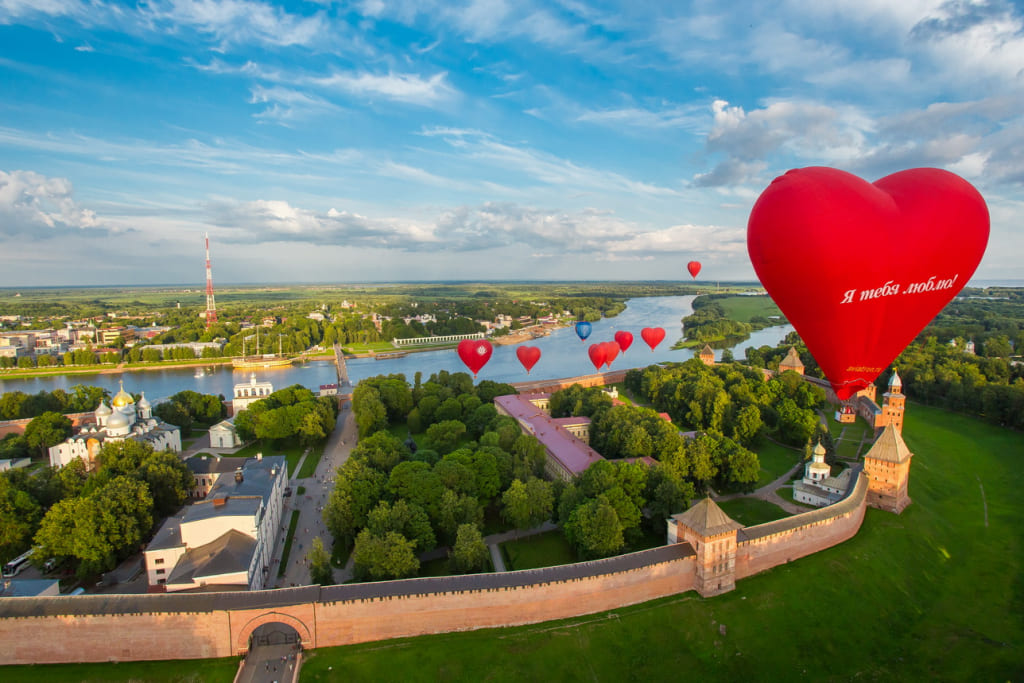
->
{"left": 139, "top": 0, "right": 328, "bottom": 48}
{"left": 0, "top": 169, "right": 107, "bottom": 236}
{"left": 310, "top": 70, "right": 456, "bottom": 106}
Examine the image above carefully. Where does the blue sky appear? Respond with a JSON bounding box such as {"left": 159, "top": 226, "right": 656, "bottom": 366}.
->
{"left": 1, "top": 0, "right": 1023, "bottom": 286}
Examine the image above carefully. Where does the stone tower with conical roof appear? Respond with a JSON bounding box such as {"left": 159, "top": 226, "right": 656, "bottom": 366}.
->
{"left": 880, "top": 369, "right": 906, "bottom": 433}
{"left": 778, "top": 346, "right": 805, "bottom": 375}
{"left": 863, "top": 423, "right": 913, "bottom": 514}
{"left": 699, "top": 344, "right": 715, "bottom": 366}
{"left": 668, "top": 498, "right": 743, "bottom": 597}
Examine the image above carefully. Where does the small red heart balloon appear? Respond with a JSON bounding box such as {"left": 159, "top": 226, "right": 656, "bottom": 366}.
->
{"left": 614, "top": 330, "right": 633, "bottom": 353}
{"left": 588, "top": 343, "right": 607, "bottom": 371}
{"left": 748, "top": 167, "right": 988, "bottom": 400}
{"left": 687, "top": 261, "right": 701, "bottom": 279}
{"left": 516, "top": 345, "right": 541, "bottom": 374}
{"left": 457, "top": 339, "right": 493, "bottom": 377}
{"left": 641, "top": 327, "right": 665, "bottom": 351}
{"left": 602, "top": 341, "right": 620, "bottom": 367}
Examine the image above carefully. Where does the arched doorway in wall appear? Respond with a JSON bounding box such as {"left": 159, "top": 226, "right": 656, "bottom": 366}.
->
{"left": 235, "top": 611, "right": 314, "bottom": 655}
{"left": 250, "top": 622, "right": 300, "bottom": 648}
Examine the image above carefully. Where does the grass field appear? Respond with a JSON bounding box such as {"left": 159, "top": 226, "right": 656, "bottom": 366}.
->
{"left": 3, "top": 403, "right": 1021, "bottom": 681}
{"left": 715, "top": 295, "right": 785, "bottom": 323}
{"left": 277, "top": 510, "right": 301, "bottom": 578}
{"left": 754, "top": 439, "right": 804, "bottom": 488}
{"left": 716, "top": 497, "right": 791, "bottom": 526}
{"left": 0, "top": 658, "right": 240, "bottom": 683}
{"left": 501, "top": 530, "right": 576, "bottom": 571}
{"left": 224, "top": 440, "right": 306, "bottom": 477}
{"left": 297, "top": 403, "right": 1024, "bottom": 681}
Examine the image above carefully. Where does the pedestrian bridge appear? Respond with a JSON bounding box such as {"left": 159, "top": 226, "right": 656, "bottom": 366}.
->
{"left": 392, "top": 332, "right": 485, "bottom": 346}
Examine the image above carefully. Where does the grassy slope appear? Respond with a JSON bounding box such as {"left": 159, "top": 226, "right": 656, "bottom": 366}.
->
{"left": 2, "top": 404, "right": 1020, "bottom": 682}
{"left": 715, "top": 295, "right": 785, "bottom": 323}
{"left": 300, "top": 403, "right": 1024, "bottom": 682}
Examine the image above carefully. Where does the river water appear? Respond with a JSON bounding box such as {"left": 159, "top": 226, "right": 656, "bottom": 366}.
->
{"left": 0, "top": 297, "right": 794, "bottom": 403}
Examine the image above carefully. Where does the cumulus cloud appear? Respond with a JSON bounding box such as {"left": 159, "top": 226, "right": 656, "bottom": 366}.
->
{"left": 693, "top": 99, "right": 872, "bottom": 186}
{"left": 0, "top": 169, "right": 109, "bottom": 237}
{"left": 206, "top": 197, "right": 740, "bottom": 261}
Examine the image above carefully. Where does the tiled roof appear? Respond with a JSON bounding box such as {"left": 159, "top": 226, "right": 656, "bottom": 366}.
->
{"left": 167, "top": 529, "right": 256, "bottom": 585}
{"left": 864, "top": 424, "right": 912, "bottom": 464}
{"left": 779, "top": 346, "right": 804, "bottom": 369}
{"left": 494, "top": 394, "right": 604, "bottom": 476}
{"left": 671, "top": 498, "right": 742, "bottom": 537}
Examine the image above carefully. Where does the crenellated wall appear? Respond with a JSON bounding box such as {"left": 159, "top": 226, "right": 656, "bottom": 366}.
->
{"left": 736, "top": 468, "right": 867, "bottom": 579}
{"left": 0, "top": 471, "right": 870, "bottom": 665}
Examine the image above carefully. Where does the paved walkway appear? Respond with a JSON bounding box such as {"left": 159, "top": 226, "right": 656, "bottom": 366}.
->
{"left": 236, "top": 644, "right": 301, "bottom": 683}
{"left": 270, "top": 403, "right": 356, "bottom": 588}
{"left": 712, "top": 451, "right": 809, "bottom": 516}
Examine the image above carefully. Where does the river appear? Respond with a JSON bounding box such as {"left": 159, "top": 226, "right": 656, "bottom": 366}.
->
{"left": 0, "top": 296, "right": 794, "bottom": 403}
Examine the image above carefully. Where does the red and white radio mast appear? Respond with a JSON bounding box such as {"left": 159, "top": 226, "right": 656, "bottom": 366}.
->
{"left": 204, "top": 232, "right": 217, "bottom": 329}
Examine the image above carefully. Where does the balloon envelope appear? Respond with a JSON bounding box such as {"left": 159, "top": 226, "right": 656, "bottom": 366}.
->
{"left": 587, "top": 343, "right": 606, "bottom": 370}
{"left": 641, "top": 327, "right": 666, "bottom": 351}
{"left": 516, "top": 345, "right": 542, "bottom": 374}
{"left": 602, "top": 341, "right": 620, "bottom": 367}
{"left": 748, "top": 166, "right": 988, "bottom": 400}
{"left": 575, "top": 321, "right": 592, "bottom": 342}
{"left": 614, "top": 330, "right": 633, "bottom": 353}
{"left": 457, "top": 339, "right": 493, "bottom": 377}
{"left": 687, "top": 261, "right": 701, "bottom": 279}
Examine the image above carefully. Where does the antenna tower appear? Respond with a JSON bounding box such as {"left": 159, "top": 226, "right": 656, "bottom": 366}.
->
{"left": 204, "top": 232, "right": 217, "bottom": 329}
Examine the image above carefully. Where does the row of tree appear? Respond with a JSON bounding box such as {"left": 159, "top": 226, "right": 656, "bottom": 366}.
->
{"left": 0, "top": 440, "right": 193, "bottom": 574}
{"left": 233, "top": 384, "right": 339, "bottom": 446}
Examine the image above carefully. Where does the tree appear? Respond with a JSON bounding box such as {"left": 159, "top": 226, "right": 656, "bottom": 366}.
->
{"left": 35, "top": 475, "right": 153, "bottom": 577}
{"left": 307, "top": 537, "right": 334, "bottom": 586}
{"left": 155, "top": 400, "right": 193, "bottom": 437}
{"left": 387, "top": 461, "right": 445, "bottom": 521}
{"left": 564, "top": 495, "right": 624, "bottom": 560}
{"left": 325, "top": 460, "right": 388, "bottom": 548}
{"left": 351, "top": 529, "right": 419, "bottom": 581}
{"left": 24, "top": 411, "right": 73, "bottom": 457}
{"left": 502, "top": 477, "right": 554, "bottom": 534}
{"left": 136, "top": 450, "right": 193, "bottom": 517}
{"left": 449, "top": 524, "right": 489, "bottom": 574}
{"left": 425, "top": 419, "right": 467, "bottom": 455}
{"left": 0, "top": 475, "right": 42, "bottom": 563}
{"left": 352, "top": 384, "right": 388, "bottom": 437}
{"left": 366, "top": 499, "right": 436, "bottom": 554}
{"left": 436, "top": 489, "right": 482, "bottom": 544}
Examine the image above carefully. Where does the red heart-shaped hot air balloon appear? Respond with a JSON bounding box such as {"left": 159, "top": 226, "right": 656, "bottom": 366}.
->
{"left": 614, "top": 330, "right": 633, "bottom": 353}
{"left": 457, "top": 339, "right": 493, "bottom": 377}
{"left": 516, "top": 345, "right": 541, "bottom": 374}
{"left": 588, "top": 343, "right": 607, "bottom": 371}
{"left": 602, "top": 341, "right": 620, "bottom": 367}
{"left": 687, "top": 261, "right": 701, "bottom": 279}
{"left": 641, "top": 327, "right": 665, "bottom": 351}
{"left": 748, "top": 167, "right": 988, "bottom": 400}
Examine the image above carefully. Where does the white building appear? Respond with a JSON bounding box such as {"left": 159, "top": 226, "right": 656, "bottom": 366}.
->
{"left": 792, "top": 442, "right": 852, "bottom": 507}
{"left": 208, "top": 419, "right": 242, "bottom": 449}
{"left": 48, "top": 383, "right": 181, "bottom": 470}
{"left": 232, "top": 374, "right": 274, "bottom": 414}
{"left": 144, "top": 454, "right": 286, "bottom": 593}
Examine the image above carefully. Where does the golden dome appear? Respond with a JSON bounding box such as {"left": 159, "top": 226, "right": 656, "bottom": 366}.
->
{"left": 111, "top": 380, "right": 135, "bottom": 408}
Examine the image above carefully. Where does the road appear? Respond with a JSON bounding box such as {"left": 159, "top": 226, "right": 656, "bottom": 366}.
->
{"left": 270, "top": 402, "right": 355, "bottom": 587}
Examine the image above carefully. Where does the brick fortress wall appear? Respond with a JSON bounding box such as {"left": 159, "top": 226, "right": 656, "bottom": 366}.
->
{"left": 0, "top": 474, "right": 868, "bottom": 665}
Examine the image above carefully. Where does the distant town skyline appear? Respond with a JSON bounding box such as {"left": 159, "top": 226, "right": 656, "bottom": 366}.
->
{"left": 1, "top": 1, "right": 1023, "bottom": 286}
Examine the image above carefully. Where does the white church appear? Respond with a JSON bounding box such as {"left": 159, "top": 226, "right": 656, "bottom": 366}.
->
{"left": 48, "top": 381, "right": 182, "bottom": 470}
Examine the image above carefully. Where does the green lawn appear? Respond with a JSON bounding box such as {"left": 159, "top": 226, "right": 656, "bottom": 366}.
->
{"left": 277, "top": 510, "right": 301, "bottom": 578}
{"left": 754, "top": 440, "right": 803, "bottom": 488}
{"left": 715, "top": 295, "right": 785, "bottom": 323}
{"left": 296, "top": 443, "right": 323, "bottom": 479}
{"left": 716, "top": 497, "right": 791, "bottom": 526}
{"left": 501, "top": 530, "right": 576, "bottom": 571}
{"left": 224, "top": 440, "right": 305, "bottom": 477}
{"left": 0, "top": 658, "right": 239, "bottom": 683}
{"left": 775, "top": 485, "right": 816, "bottom": 508}
{"left": 297, "top": 402, "right": 1024, "bottom": 681}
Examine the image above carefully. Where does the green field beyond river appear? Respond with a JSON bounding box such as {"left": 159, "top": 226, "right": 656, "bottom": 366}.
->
{"left": 4, "top": 403, "right": 1021, "bottom": 682}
